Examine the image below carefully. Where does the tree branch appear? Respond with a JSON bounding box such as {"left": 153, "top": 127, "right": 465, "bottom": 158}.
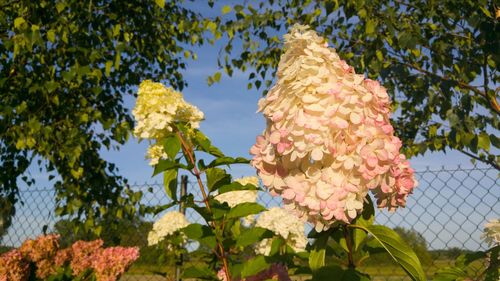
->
{"left": 457, "top": 149, "right": 499, "bottom": 171}
{"left": 396, "top": 61, "right": 500, "bottom": 114}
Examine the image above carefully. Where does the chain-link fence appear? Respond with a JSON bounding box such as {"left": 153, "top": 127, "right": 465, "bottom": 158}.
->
{"left": 1, "top": 165, "right": 499, "bottom": 280}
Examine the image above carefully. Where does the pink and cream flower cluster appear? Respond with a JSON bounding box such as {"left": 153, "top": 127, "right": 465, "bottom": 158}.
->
{"left": 250, "top": 24, "right": 417, "bottom": 231}
{"left": 0, "top": 235, "right": 139, "bottom": 281}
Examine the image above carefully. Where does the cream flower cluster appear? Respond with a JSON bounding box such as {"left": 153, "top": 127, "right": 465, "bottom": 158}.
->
{"left": 147, "top": 211, "right": 190, "bottom": 246}
{"left": 133, "top": 80, "right": 204, "bottom": 165}
{"left": 255, "top": 207, "right": 307, "bottom": 255}
{"left": 481, "top": 218, "right": 500, "bottom": 247}
{"left": 250, "top": 25, "right": 417, "bottom": 231}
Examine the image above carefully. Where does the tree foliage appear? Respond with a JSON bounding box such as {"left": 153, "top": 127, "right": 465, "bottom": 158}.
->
{"left": 0, "top": 0, "right": 212, "bottom": 235}
{"left": 213, "top": 0, "right": 500, "bottom": 169}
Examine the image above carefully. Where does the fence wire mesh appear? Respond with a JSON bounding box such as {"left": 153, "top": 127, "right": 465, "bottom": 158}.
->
{"left": 1, "top": 165, "right": 499, "bottom": 280}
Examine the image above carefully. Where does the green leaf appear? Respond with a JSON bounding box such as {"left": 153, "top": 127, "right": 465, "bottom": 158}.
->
{"left": 236, "top": 227, "right": 274, "bottom": 247}
{"left": 154, "top": 0, "right": 165, "bottom": 9}
{"left": 352, "top": 196, "right": 374, "bottom": 251}
{"left": 313, "top": 267, "right": 369, "bottom": 281}
{"left": 241, "top": 255, "right": 269, "bottom": 278}
{"left": 14, "top": 17, "right": 25, "bottom": 29}
{"left": 182, "top": 265, "right": 217, "bottom": 280}
{"left": 218, "top": 182, "right": 259, "bottom": 194}
{"left": 350, "top": 225, "right": 426, "bottom": 281}
{"left": 162, "top": 135, "right": 181, "bottom": 159}
{"left": 365, "top": 19, "right": 377, "bottom": 34}
{"left": 478, "top": 133, "right": 490, "bottom": 151}
{"left": 213, "top": 71, "right": 222, "bottom": 82}
{"left": 309, "top": 230, "right": 329, "bottom": 271}
{"left": 182, "top": 223, "right": 217, "bottom": 248}
{"left": 163, "top": 169, "right": 177, "bottom": 201}
{"left": 153, "top": 159, "right": 182, "bottom": 176}
{"left": 206, "top": 168, "right": 231, "bottom": 192}
{"left": 47, "top": 30, "right": 56, "bottom": 43}
{"left": 222, "top": 5, "right": 231, "bottom": 15}
{"left": 207, "top": 156, "right": 249, "bottom": 168}
{"left": 105, "top": 61, "right": 113, "bottom": 77}
{"left": 226, "top": 202, "right": 265, "bottom": 219}
{"left": 433, "top": 267, "right": 467, "bottom": 281}
{"left": 193, "top": 130, "right": 224, "bottom": 157}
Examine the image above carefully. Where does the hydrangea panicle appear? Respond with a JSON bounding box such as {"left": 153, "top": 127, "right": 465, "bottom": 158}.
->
{"left": 71, "top": 239, "right": 104, "bottom": 276}
{"left": 133, "top": 80, "right": 204, "bottom": 166}
{"left": 255, "top": 207, "right": 307, "bottom": 255}
{"left": 147, "top": 211, "right": 190, "bottom": 246}
{"left": 91, "top": 246, "right": 140, "bottom": 281}
{"left": 250, "top": 24, "right": 417, "bottom": 231}
{"left": 0, "top": 250, "right": 29, "bottom": 281}
{"left": 19, "top": 234, "right": 60, "bottom": 262}
{"left": 217, "top": 263, "right": 291, "bottom": 281}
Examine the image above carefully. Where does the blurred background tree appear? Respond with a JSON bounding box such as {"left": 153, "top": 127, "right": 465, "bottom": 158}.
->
{"left": 0, "top": 0, "right": 213, "bottom": 238}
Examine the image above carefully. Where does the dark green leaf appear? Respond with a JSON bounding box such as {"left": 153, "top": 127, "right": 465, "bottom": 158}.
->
{"left": 350, "top": 225, "right": 426, "bottom": 281}
{"left": 236, "top": 227, "right": 274, "bottom": 247}
{"left": 206, "top": 168, "right": 231, "bottom": 192}
{"left": 218, "top": 182, "right": 259, "bottom": 194}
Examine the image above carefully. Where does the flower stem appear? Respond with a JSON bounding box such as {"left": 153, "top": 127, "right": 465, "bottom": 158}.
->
{"left": 342, "top": 225, "right": 355, "bottom": 269}
{"left": 175, "top": 130, "right": 232, "bottom": 281}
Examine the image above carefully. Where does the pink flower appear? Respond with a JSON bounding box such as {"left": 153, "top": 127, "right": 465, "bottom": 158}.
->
{"left": 0, "top": 250, "right": 29, "bottom": 281}
{"left": 91, "top": 247, "right": 140, "bottom": 281}
{"left": 54, "top": 247, "right": 73, "bottom": 267}
{"left": 70, "top": 239, "right": 104, "bottom": 276}
{"left": 251, "top": 24, "right": 417, "bottom": 231}
{"left": 19, "top": 234, "right": 60, "bottom": 262}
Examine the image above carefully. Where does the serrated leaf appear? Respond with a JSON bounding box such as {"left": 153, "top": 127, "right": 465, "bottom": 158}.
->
{"left": 162, "top": 135, "right": 181, "bottom": 159}
{"left": 226, "top": 203, "right": 265, "bottom": 219}
{"left": 163, "top": 169, "right": 177, "bottom": 201}
{"left": 350, "top": 225, "right": 426, "bottom": 281}
{"left": 206, "top": 168, "right": 231, "bottom": 192}
{"left": 241, "top": 255, "right": 269, "bottom": 278}
{"left": 236, "top": 227, "right": 274, "bottom": 247}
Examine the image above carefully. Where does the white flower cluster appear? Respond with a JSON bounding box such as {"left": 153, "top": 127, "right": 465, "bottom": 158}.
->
{"left": 250, "top": 24, "right": 417, "bottom": 231}
{"left": 234, "top": 176, "right": 260, "bottom": 187}
{"left": 132, "top": 80, "right": 204, "bottom": 165}
{"left": 255, "top": 207, "right": 307, "bottom": 255}
{"left": 147, "top": 211, "right": 190, "bottom": 246}
{"left": 481, "top": 218, "right": 500, "bottom": 247}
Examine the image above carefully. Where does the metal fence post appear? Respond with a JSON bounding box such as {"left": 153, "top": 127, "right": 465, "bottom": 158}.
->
{"left": 175, "top": 175, "right": 188, "bottom": 281}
